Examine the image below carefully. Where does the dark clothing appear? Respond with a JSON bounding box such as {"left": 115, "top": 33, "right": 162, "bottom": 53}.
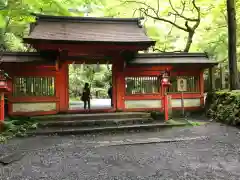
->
{"left": 108, "top": 87, "right": 113, "bottom": 107}
{"left": 81, "top": 87, "right": 91, "bottom": 109}
{"left": 84, "top": 99, "right": 90, "bottom": 109}
{"left": 81, "top": 88, "right": 90, "bottom": 101}
{"left": 108, "top": 87, "right": 112, "bottom": 98}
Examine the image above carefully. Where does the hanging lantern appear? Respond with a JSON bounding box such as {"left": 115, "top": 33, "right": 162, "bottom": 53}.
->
{"left": 0, "top": 70, "right": 7, "bottom": 87}
{"left": 0, "top": 70, "right": 10, "bottom": 93}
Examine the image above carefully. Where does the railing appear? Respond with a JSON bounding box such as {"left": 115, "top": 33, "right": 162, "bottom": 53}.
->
{"left": 125, "top": 76, "right": 160, "bottom": 95}
{"left": 13, "top": 76, "right": 55, "bottom": 97}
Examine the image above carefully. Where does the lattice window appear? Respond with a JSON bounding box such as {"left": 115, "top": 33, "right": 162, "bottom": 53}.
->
{"left": 125, "top": 76, "right": 160, "bottom": 95}
{"left": 168, "top": 76, "right": 200, "bottom": 93}
{"left": 13, "top": 77, "right": 55, "bottom": 96}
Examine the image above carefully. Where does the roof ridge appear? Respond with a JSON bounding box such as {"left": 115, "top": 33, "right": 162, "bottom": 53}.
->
{"left": 31, "top": 13, "right": 144, "bottom": 24}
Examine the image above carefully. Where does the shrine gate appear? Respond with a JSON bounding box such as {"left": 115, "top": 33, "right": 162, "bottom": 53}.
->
{"left": 0, "top": 14, "right": 218, "bottom": 118}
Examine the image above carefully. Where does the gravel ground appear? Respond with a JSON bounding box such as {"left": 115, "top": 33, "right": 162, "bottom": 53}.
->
{"left": 1, "top": 122, "right": 240, "bottom": 180}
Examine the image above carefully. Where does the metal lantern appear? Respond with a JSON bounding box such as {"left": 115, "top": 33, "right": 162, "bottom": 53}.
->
{"left": 161, "top": 69, "right": 171, "bottom": 86}
{"left": 0, "top": 70, "right": 7, "bottom": 87}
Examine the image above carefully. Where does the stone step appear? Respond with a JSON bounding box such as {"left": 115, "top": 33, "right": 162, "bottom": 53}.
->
{"left": 27, "top": 122, "right": 187, "bottom": 136}
{"left": 38, "top": 117, "right": 154, "bottom": 128}
{"left": 31, "top": 112, "right": 151, "bottom": 121}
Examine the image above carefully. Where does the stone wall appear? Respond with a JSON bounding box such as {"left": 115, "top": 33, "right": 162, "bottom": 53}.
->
{"left": 12, "top": 102, "right": 57, "bottom": 113}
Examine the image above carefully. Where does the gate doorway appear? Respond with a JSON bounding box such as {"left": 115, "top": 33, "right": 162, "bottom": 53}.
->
{"left": 68, "top": 63, "right": 113, "bottom": 111}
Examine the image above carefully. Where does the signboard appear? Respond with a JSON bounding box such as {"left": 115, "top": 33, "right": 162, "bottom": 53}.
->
{"left": 177, "top": 78, "right": 187, "bottom": 92}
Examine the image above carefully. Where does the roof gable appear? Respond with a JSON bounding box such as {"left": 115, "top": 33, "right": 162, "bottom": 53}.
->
{"left": 24, "top": 14, "right": 155, "bottom": 45}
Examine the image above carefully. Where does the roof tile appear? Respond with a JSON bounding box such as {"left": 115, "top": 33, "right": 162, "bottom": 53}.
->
{"left": 26, "top": 18, "right": 153, "bottom": 43}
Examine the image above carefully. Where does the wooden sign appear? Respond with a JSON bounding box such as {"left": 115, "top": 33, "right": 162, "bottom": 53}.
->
{"left": 177, "top": 78, "right": 187, "bottom": 92}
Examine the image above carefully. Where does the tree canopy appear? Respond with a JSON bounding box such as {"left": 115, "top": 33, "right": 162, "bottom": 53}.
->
{"left": 0, "top": 0, "right": 239, "bottom": 69}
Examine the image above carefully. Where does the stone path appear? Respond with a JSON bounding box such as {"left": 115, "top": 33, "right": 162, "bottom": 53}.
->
{"left": 69, "top": 99, "right": 111, "bottom": 110}
{"left": 1, "top": 122, "right": 240, "bottom": 179}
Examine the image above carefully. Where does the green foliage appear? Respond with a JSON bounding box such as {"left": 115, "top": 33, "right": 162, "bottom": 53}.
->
{"left": 150, "top": 111, "right": 163, "bottom": 120}
{"left": 0, "top": 118, "right": 38, "bottom": 142}
{"left": 185, "top": 120, "right": 206, "bottom": 126}
{"left": 69, "top": 64, "right": 112, "bottom": 99}
{"left": 0, "top": 0, "right": 104, "bottom": 51}
{"left": 206, "top": 91, "right": 240, "bottom": 125}
{"left": 0, "top": 0, "right": 239, "bottom": 71}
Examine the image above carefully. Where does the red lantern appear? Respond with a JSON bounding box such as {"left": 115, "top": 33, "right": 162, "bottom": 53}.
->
{"left": 0, "top": 70, "right": 10, "bottom": 92}
{"left": 161, "top": 70, "right": 171, "bottom": 87}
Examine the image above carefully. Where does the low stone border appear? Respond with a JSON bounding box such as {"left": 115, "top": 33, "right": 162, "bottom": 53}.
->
{"left": 95, "top": 136, "right": 210, "bottom": 147}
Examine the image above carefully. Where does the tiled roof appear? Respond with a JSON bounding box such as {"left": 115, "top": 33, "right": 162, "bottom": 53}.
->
{"left": 0, "top": 52, "right": 43, "bottom": 62}
{"left": 130, "top": 52, "right": 218, "bottom": 66}
{"left": 24, "top": 14, "right": 155, "bottom": 45}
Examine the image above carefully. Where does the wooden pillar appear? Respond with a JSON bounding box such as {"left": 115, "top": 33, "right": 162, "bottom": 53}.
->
{"left": 112, "top": 61, "right": 117, "bottom": 110}
{"left": 208, "top": 67, "right": 216, "bottom": 91}
{"left": 113, "top": 56, "right": 125, "bottom": 111}
{"left": 0, "top": 93, "right": 4, "bottom": 121}
{"left": 56, "top": 62, "right": 68, "bottom": 112}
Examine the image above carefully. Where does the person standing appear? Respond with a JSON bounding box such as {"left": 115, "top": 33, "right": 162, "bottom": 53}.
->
{"left": 108, "top": 84, "right": 113, "bottom": 107}
{"left": 81, "top": 83, "right": 91, "bottom": 110}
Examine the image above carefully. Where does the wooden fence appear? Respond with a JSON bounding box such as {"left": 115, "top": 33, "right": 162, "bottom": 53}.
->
{"left": 204, "top": 66, "right": 240, "bottom": 92}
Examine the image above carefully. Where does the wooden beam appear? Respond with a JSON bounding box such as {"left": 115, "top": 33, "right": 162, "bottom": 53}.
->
{"left": 55, "top": 58, "right": 59, "bottom": 71}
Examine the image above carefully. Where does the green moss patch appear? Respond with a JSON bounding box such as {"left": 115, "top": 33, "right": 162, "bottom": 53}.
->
{"left": 0, "top": 118, "right": 38, "bottom": 143}
{"left": 205, "top": 91, "right": 240, "bottom": 125}
{"left": 166, "top": 119, "right": 206, "bottom": 126}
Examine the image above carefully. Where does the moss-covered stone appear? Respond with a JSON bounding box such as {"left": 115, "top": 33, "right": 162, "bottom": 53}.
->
{"left": 205, "top": 91, "right": 240, "bottom": 125}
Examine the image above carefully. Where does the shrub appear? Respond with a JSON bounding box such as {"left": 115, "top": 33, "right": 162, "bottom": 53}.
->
{"left": 0, "top": 118, "right": 38, "bottom": 142}
{"left": 205, "top": 91, "right": 240, "bottom": 125}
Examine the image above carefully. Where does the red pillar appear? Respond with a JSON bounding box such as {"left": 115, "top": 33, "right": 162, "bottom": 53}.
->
{"left": 113, "top": 56, "right": 125, "bottom": 111}
{"left": 0, "top": 93, "right": 5, "bottom": 121}
{"left": 56, "top": 62, "right": 68, "bottom": 112}
{"left": 163, "top": 87, "right": 169, "bottom": 121}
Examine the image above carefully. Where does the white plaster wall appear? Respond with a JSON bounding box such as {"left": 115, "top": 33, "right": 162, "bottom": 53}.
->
{"left": 125, "top": 100, "right": 162, "bottom": 109}
{"left": 171, "top": 98, "right": 201, "bottom": 108}
{"left": 12, "top": 102, "right": 57, "bottom": 112}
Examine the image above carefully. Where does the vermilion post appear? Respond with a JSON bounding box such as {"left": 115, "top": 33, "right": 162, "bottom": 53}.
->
{"left": 0, "top": 93, "right": 4, "bottom": 121}
{"left": 164, "top": 91, "right": 169, "bottom": 121}
{"left": 163, "top": 86, "right": 169, "bottom": 121}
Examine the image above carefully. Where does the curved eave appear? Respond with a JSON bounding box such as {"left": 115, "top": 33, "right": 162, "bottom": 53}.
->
{"left": 128, "top": 62, "right": 218, "bottom": 68}
{"left": 23, "top": 38, "right": 156, "bottom": 46}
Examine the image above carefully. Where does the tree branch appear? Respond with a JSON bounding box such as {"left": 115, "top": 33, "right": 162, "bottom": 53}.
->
{"left": 123, "top": 0, "right": 201, "bottom": 52}
{"left": 168, "top": 0, "right": 199, "bottom": 21}
{"left": 124, "top": 0, "right": 188, "bottom": 31}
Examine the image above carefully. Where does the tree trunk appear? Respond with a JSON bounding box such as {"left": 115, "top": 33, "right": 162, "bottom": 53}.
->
{"left": 184, "top": 31, "right": 194, "bottom": 52}
{"left": 227, "top": 0, "right": 239, "bottom": 90}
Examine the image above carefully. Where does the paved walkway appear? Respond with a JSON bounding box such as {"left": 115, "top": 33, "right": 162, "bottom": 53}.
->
{"left": 69, "top": 99, "right": 111, "bottom": 110}
{"left": 1, "top": 122, "right": 240, "bottom": 179}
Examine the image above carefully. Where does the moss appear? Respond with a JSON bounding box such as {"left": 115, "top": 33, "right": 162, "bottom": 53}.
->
{"left": 0, "top": 118, "right": 38, "bottom": 143}
{"left": 205, "top": 91, "right": 240, "bottom": 125}
{"left": 150, "top": 111, "right": 164, "bottom": 120}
